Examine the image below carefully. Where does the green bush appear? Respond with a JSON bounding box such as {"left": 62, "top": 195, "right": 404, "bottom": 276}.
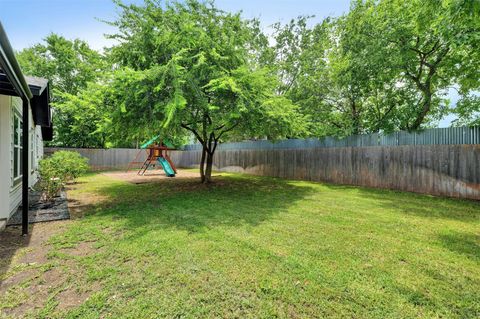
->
{"left": 38, "top": 157, "right": 64, "bottom": 202}
{"left": 38, "top": 151, "right": 89, "bottom": 201}
{"left": 51, "top": 150, "right": 90, "bottom": 181}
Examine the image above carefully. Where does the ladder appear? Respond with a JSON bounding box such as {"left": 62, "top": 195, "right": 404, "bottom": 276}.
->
{"left": 138, "top": 156, "right": 156, "bottom": 175}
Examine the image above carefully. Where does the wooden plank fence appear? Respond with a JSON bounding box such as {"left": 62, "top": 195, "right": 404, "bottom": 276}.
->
{"left": 44, "top": 148, "right": 147, "bottom": 171}
{"left": 46, "top": 145, "right": 480, "bottom": 200}
{"left": 170, "top": 145, "right": 480, "bottom": 200}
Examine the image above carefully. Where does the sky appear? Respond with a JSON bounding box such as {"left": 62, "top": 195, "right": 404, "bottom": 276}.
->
{"left": 0, "top": 0, "right": 455, "bottom": 126}
{"left": 0, "top": 0, "right": 351, "bottom": 51}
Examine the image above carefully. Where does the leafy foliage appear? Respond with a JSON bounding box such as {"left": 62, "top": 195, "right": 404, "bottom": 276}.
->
{"left": 54, "top": 82, "right": 112, "bottom": 148}
{"left": 17, "top": 34, "right": 107, "bottom": 147}
{"left": 106, "top": 0, "right": 307, "bottom": 182}
{"left": 270, "top": 0, "right": 480, "bottom": 135}
{"left": 15, "top": 0, "right": 480, "bottom": 155}
{"left": 38, "top": 158, "right": 64, "bottom": 202}
{"left": 452, "top": 93, "right": 480, "bottom": 126}
{"left": 38, "top": 151, "right": 89, "bottom": 201}
{"left": 51, "top": 150, "right": 90, "bottom": 181}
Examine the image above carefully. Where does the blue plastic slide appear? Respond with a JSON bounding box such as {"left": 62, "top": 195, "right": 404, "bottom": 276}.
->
{"left": 157, "top": 157, "right": 175, "bottom": 177}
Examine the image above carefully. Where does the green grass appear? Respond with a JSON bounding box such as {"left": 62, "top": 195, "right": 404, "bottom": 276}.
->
{"left": 5, "top": 172, "right": 480, "bottom": 318}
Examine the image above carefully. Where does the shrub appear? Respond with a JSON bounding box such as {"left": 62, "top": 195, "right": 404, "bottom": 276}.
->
{"left": 51, "top": 150, "right": 90, "bottom": 181}
{"left": 38, "top": 157, "right": 65, "bottom": 202}
{"left": 38, "top": 151, "right": 89, "bottom": 201}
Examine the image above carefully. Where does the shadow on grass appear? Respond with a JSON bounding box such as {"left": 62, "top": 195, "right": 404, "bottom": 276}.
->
{"left": 438, "top": 231, "right": 480, "bottom": 262}
{"left": 81, "top": 175, "right": 316, "bottom": 234}
{"left": 322, "top": 183, "right": 480, "bottom": 222}
{"left": 0, "top": 224, "right": 33, "bottom": 284}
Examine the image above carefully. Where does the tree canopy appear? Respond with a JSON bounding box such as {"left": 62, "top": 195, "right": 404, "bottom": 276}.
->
{"left": 269, "top": 0, "right": 480, "bottom": 135}
{"left": 17, "top": 34, "right": 107, "bottom": 147}
{"left": 105, "top": 0, "right": 306, "bottom": 182}
{"left": 15, "top": 0, "right": 480, "bottom": 181}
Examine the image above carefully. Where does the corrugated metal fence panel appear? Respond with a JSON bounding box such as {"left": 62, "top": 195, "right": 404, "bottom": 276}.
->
{"left": 413, "top": 127, "right": 479, "bottom": 145}
{"left": 182, "top": 126, "right": 480, "bottom": 151}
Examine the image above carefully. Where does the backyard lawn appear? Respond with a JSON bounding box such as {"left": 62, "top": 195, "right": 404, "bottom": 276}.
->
{"left": 1, "top": 171, "right": 479, "bottom": 318}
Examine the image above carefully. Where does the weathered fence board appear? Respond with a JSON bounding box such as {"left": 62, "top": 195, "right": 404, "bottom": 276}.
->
{"left": 46, "top": 143, "right": 480, "bottom": 200}
{"left": 170, "top": 145, "right": 480, "bottom": 200}
{"left": 44, "top": 148, "right": 148, "bottom": 171}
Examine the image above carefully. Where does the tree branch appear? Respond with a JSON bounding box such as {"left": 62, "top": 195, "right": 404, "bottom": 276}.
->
{"left": 216, "top": 121, "right": 240, "bottom": 142}
{"left": 180, "top": 123, "right": 204, "bottom": 145}
{"left": 214, "top": 123, "right": 226, "bottom": 130}
{"left": 206, "top": 113, "right": 213, "bottom": 125}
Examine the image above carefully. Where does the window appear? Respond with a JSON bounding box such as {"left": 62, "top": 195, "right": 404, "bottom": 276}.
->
{"left": 12, "top": 111, "right": 23, "bottom": 186}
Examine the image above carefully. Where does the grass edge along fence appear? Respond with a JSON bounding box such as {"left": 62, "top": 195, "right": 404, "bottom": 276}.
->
{"left": 173, "top": 126, "right": 480, "bottom": 200}
{"left": 46, "top": 126, "right": 480, "bottom": 200}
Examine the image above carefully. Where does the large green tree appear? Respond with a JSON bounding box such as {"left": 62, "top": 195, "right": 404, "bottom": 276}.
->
{"left": 107, "top": 0, "right": 306, "bottom": 182}
{"left": 270, "top": 14, "right": 407, "bottom": 137}
{"left": 17, "top": 34, "right": 107, "bottom": 147}
{"left": 360, "top": 0, "right": 480, "bottom": 130}
{"left": 347, "top": 0, "right": 480, "bottom": 130}
{"left": 271, "top": 0, "right": 480, "bottom": 136}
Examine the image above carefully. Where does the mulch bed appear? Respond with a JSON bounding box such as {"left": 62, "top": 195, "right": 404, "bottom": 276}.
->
{"left": 7, "top": 190, "right": 70, "bottom": 226}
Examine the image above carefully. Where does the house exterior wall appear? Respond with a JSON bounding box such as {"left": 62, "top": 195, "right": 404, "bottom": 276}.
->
{"left": 0, "top": 94, "right": 44, "bottom": 228}
{"left": 0, "top": 94, "right": 11, "bottom": 228}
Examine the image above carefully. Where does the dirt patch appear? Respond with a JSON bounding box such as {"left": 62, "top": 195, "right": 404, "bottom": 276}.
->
{"left": 66, "top": 183, "right": 109, "bottom": 219}
{"left": 2, "top": 268, "right": 69, "bottom": 317}
{"left": 0, "top": 176, "right": 111, "bottom": 317}
{"left": 18, "top": 247, "right": 49, "bottom": 265}
{"left": 40, "top": 268, "right": 66, "bottom": 290}
{"left": 55, "top": 281, "right": 101, "bottom": 312}
{"left": 0, "top": 268, "right": 38, "bottom": 290}
{"left": 102, "top": 169, "right": 202, "bottom": 184}
{"left": 61, "top": 241, "right": 99, "bottom": 257}
{"left": 101, "top": 169, "right": 225, "bottom": 187}
{"left": 0, "top": 222, "right": 70, "bottom": 317}
{"left": 0, "top": 222, "right": 68, "bottom": 275}
{"left": 55, "top": 289, "right": 91, "bottom": 311}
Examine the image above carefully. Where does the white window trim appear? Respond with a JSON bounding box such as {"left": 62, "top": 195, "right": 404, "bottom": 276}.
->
{"left": 11, "top": 109, "right": 23, "bottom": 188}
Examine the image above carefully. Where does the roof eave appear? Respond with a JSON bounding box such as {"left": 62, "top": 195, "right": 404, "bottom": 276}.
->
{"left": 0, "top": 22, "right": 32, "bottom": 100}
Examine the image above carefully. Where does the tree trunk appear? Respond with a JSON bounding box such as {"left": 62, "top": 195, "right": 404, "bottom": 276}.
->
{"left": 204, "top": 151, "right": 214, "bottom": 183}
{"left": 201, "top": 132, "right": 217, "bottom": 184}
{"left": 350, "top": 98, "right": 361, "bottom": 135}
{"left": 199, "top": 145, "right": 207, "bottom": 183}
{"left": 410, "top": 89, "right": 432, "bottom": 130}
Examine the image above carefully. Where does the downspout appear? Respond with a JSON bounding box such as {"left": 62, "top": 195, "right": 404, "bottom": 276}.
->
{"left": 22, "top": 98, "right": 29, "bottom": 235}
